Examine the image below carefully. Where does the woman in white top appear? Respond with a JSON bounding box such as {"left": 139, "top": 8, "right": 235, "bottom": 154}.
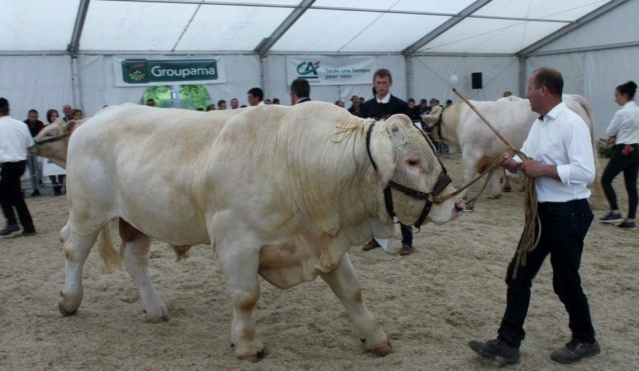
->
{"left": 600, "top": 81, "right": 639, "bottom": 228}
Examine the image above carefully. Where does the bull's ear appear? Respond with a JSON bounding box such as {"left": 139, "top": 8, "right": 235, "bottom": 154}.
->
{"left": 369, "top": 123, "right": 397, "bottom": 188}
{"left": 63, "top": 120, "right": 78, "bottom": 136}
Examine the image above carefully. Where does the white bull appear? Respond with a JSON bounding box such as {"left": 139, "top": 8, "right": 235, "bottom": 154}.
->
{"left": 59, "top": 102, "right": 463, "bottom": 360}
{"left": 423, "top": 95, "right": 597, "bottom": 198}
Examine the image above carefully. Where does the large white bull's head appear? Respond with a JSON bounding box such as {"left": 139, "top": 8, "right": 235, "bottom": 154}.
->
{"left": 30, "top": 118, "right": 81, "bottom": 168}
{"left": 368, "top": 114, "right": 463, "bottom": 225}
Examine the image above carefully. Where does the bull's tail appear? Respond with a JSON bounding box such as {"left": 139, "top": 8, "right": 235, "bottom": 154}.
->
{"left": 575, "top": 94, "right": 604, "bottom": 199}
{"left": 97, "top": 223, "right": 124, "bottom": 272}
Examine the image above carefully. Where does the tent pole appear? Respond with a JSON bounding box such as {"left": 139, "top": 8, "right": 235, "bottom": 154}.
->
{"left": 71, "top": 56, "right": 82, "bottom": 110}
{"left": 518, "top": 56, "right": 526, "bottom": 98}
{"left": 405, "top": 55, "right": 413, "bottom": 101}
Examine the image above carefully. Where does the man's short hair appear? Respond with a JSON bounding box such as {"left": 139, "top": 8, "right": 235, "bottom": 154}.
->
{"left": 290, "top": 78, "right": 310, "bottom": 98}
{"left": 532, "top": 67, "right": 563, "bottom": 96}
{"left": 146, "top": 98, "right": 156, "bottom": 106}
{"left": 247, "top": 87, "right": 264, "bottom": 101}
{"left": 217, "top": 99, "right": 226, "bottom": 106}
{"left": 0, "top": 98, "right": 9, "bottom": 115}
{"left": 28, "top": 109, "right": 38, "bottom": 115}
{"left": 373, "top": 68, "right": 392, "bottom": 83}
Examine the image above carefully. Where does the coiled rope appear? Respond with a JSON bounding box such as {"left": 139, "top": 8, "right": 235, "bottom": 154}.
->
{"left": 437, "top": 89, "right": 541, "bottom": 279}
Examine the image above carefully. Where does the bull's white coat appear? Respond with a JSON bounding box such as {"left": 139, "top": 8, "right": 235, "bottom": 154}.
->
{"left": 59, "top": 102, "right": 461, "bottom": 360}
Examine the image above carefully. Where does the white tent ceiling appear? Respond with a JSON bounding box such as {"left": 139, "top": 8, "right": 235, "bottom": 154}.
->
{"left": 0, "top": 0, "right": 623, "bottom": 56}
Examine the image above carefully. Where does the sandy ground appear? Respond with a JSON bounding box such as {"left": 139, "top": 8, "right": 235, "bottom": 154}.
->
{"left": 1, "top": 153, "right": 638, "bottom": 371}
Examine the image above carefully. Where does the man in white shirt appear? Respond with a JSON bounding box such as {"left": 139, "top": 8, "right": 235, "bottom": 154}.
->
{"left": 0, "top": 98, "right": 37, "bottom": 236}
{"left": 469, "top": 67, "right": 599, "bottom": 365}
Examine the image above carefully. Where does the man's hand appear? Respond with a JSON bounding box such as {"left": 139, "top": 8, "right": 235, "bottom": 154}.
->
{"left": 501, "top": 152, "right": 520, "bottom": 173}
{"left": 519, "top": 160, "right": 559, "bottom": 180}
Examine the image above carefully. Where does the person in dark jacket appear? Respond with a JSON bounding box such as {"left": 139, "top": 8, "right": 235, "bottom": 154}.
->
{"left": 347, "top": 95, "right": 363, "bottom": 117}
{"left": 23, "top": 109, "right": 45, "bottom": 196}
{"left": 290, "top": 78, "right": 311, "bottom": 105}
{"left": 360, "top": 68, "right": 415, "bottom": 256}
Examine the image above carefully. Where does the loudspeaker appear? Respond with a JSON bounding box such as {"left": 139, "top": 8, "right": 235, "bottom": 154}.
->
{"left": 471, "top": 72, "right": 483, "bottom": 89}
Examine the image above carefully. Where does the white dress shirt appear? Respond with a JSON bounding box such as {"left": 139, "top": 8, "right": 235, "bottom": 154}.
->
{"left": 514, "top": 102, "right": 595, "bottom": 202}
{"left": 0, "top": 115, "right": 35, "bottom": 163}
{"left": 605, "top": 100, "right": 639, "bottom": 144}
{"left": 376, "top": 92, "right": 391, "bottom": 104}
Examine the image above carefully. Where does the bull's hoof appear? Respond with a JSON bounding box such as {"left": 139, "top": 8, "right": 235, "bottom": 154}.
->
{"left": 146, "top": 314, "right": 169, "bottom": 324}
{"left": 237, "top": 348, "right": 268, "bottom": 362}
{"left": 58, "top": 302, "right": 78, "bottom": 317}
{"left": 487, "top": 194, "right": 502, "bottom": 200}
{"left": 503, "top": 186, "right": 512, "bottom": 193}
{"left": 367, "top": 341, "right": 393, "bottom": 357}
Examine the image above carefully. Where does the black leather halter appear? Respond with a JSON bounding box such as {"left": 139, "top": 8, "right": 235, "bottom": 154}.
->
{"left": 365, "top": 121, "right": 452, "bottom": 228}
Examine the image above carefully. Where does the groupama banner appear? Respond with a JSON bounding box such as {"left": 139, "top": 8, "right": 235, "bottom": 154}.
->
{"left": 114, "top": 57, "right": 227, "bottom": 86}
{"left": 286, "top": 57, "right": 375, "bottom": 86}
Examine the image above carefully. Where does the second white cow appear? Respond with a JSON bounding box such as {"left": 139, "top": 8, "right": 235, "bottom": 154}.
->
{"left": 423, "top": 95, "right": 597, "bottom": 198}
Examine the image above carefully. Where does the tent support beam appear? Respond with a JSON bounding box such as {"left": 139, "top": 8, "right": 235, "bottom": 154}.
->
{"left": 256, "top": 0, "right": 315, "bottom": 58}
{"left": 516, "top": 0, "right": 629, "bottom": 57}
{"left": 402, "top": 0, "right": 491, "bottom": 58}
{"left": 68, "top": 0, "right": 91, "bottom": 57}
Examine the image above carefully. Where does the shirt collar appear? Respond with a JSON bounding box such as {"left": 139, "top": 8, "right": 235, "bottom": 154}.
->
{"left": 541, "top": 101, "right": 566, "bottom": 122}
{"left": 376, "top": 93, "right": 391, "bottom": 104}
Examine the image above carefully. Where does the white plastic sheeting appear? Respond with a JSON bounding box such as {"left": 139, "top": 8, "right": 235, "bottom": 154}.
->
{"left": 0, "top": 0, "right": 619, "bottom": 55}
{"left": 0, "top": 56, "right": 74, "bottom": 123}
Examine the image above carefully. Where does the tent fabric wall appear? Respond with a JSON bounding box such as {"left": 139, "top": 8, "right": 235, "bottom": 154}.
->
{"left": 0, "top": 56, "right": 73, "bottom": 122}
{"left": 535, "top": 0, "right": 639, "bottom": 54}
{"left": 78, "top": 55, "right": 261, "bottom": 115}
{"left": 527, "top": 46, "right": 639, "bottom": 139}
{"left": 264, "top": 55, "right": 407, "bottom": 107}
{"left": 411, "top": 56, "right": 519, "bottom": 104}
{"left": 78, "top": 55, "right": 148, "bottom": 116}
{"left": 202, "top": 55, "right": 261, "bottom": 108}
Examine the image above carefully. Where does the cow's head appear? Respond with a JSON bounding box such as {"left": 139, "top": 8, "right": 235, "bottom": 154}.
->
{"left": 420, "top": 105, "right": 444, "bottom": 141}
{"left": 368, "top": 114, "right": 463, "bottom": 225}
{"left": 30, "top": 118, "right": 80, "bottom": 166}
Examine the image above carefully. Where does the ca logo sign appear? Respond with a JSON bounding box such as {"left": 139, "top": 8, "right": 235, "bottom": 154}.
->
{"left": 296, "top": 61, "right": 319, "bottom": 79}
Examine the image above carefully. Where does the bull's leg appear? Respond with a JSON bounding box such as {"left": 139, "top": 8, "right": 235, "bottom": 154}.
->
{"left": 502, "top": 168, "right": 512, "bottom": 193}
{"left": 488, "top": 169, "right": 503, "bottom": 199}
{"left": 59, "top": 230, "right": 99, "bottom": 316}
{"left": 319, "top": 254, "right": 392, "bottom": 356}
{"left": 218, "top": 246, "right": 265, "bottom": 361}
{"left": 461, "top": 153, "right": 478, "bottom": 199}
{"left": 120, "top": 232, "right": 168, "bottom": 323}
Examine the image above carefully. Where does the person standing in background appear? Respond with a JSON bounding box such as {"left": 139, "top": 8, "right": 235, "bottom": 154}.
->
{"left": 23, "top": 109, "right": 45, "bottom": 197}
{"left": 360, "top": 68, "right": 415, "bottom": 256}
{"left": 290, "top": 78, "right": 311, "bottom": 105}
{"left": 0, "top": 98, "right": 37, "bottom": 237}
{"left": 600, "top": 81, "right": 639, "bottom": 228}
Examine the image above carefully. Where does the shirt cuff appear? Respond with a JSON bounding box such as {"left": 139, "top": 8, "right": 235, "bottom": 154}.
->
{"left": 556, "top": 164, "right": 570, "bottom": 184}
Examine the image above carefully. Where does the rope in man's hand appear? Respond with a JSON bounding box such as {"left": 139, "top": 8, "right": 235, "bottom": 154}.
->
{"left": 451, "top": 89, "right": 541, "bottom": 279}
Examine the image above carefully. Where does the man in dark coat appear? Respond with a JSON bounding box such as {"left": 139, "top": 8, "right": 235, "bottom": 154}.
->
{"left": 360, "top": 68, "right": 415, "bottom": 256}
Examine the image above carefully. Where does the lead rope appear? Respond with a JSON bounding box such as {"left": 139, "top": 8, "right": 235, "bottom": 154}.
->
{"left": 450, "top": 89, "right": 541, "bottom": 279}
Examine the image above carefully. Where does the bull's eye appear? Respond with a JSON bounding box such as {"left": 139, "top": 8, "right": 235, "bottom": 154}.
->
{"left": 406, "top": 159, "right": 420, "bottom": 167}
{"left": 46, "top": 132, "right": 53, "bottom": 136}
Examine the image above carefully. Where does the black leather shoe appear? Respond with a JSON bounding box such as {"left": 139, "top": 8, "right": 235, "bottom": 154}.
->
{"left": 362, "top": 239, "right": 380, "bottom": 251}
{"left": 0, "top": 225, "right": 20, "bottom": 236}
{"left": 399, "top": 244, "right": 413, "bottom": 256}
{"left": 469, "top": 338, "right": 520, "bottom": 365}
{"left": 551, "top": 340, "right": 600, "bottom": 364}
{"left": 20, "top": 230, "right": 37, "bottom": 237}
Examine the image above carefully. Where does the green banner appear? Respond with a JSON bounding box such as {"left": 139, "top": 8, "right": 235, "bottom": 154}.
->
{"left": 121, "top": 59, "right": 218, "bottom": 84}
